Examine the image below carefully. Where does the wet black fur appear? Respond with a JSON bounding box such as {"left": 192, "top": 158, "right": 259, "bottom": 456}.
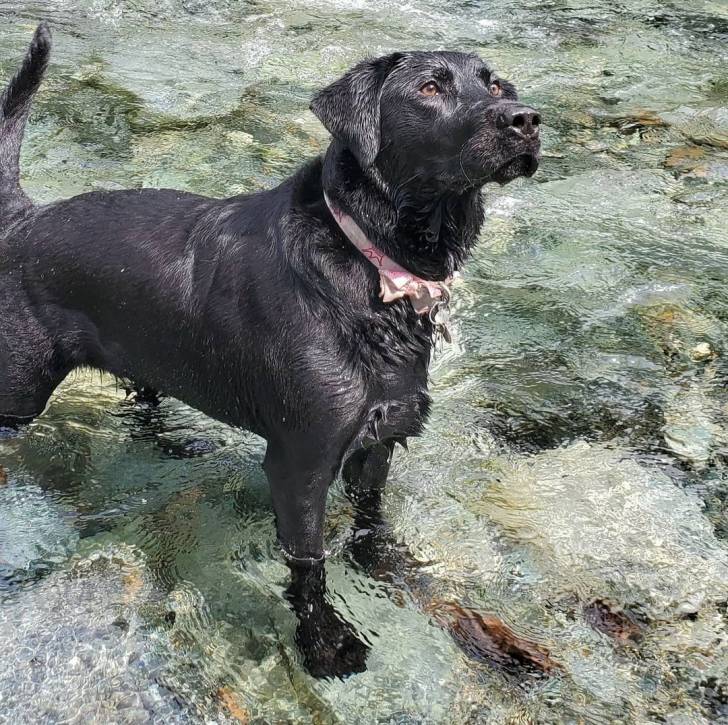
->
{"left": 0, "top": 24, "right": 540, "bottom": 677}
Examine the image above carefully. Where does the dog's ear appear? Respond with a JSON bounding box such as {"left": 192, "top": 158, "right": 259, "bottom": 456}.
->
{"left": 310, "top": 53, "right": 403, "bottom": 169}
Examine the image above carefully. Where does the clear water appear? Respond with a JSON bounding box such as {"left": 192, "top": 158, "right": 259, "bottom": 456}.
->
{"left": 1, "top": 1, "right": 728, "bottom": 722}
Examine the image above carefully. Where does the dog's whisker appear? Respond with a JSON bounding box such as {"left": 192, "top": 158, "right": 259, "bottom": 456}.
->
{"left": 459, "top": 143, "right": 475, "bottom": 188}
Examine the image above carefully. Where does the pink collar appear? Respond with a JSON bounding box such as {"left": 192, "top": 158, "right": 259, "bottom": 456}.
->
{"left": 324, "top": 192, "right": 452, "bottom": 316}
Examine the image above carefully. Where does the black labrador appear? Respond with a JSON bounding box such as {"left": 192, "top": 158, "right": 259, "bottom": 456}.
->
{"left": 0, "top": 23, "right": 540, "bottom": 677}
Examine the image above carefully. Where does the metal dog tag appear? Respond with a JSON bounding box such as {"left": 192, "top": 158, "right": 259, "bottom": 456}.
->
{"left": 433, "top": 303, "right": 450, "bottom": 327}
{"left": 437, "top": 321, "right": 452, "bottom": 344}
{"left": 430, "top": 301, "right": 452, "bottom": 344}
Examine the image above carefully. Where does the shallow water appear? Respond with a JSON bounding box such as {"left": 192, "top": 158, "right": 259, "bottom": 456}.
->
{"left": 1, "top": 0, "right": 728, "bottom": 722}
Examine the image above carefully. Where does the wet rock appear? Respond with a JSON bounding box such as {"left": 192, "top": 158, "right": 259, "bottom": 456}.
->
{"left": 476, "top": 443, "right": 728, "bottom": 618}
{"left": 699, "top": 676, "right": 728, "bottom": 721}
{"left": 663, "top": 107, "right": 728, "bottom": 151}
{"left": 0, "top": 482, "right": 78, "bottom": 578}
{"left": 0, "top": 546, "right": 195, "bottom": 723}
{"left": 663, "top": 145, "right": 708, "bottom": 175}
{"left": 590, "top": 108, "right": 669, "bottom": 135}
{"left": 584, "top": 599, "right": 643, "bottom": 644}
{"left": 216, "top": 686, "right": 252, "bottom": 723}
{"left": 663, "top": 385, "right": 722, "bottom": 469}
{"left": 690, "top": 342, "right": 716, "bottom": 362}
{"left": 427, "top": 601, "right": 561, "bottom": 675}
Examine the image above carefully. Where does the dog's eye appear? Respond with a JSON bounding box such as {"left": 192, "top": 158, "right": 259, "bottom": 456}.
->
{"left": 489, "top": 81, "right": 503, "bottom": 97}
{"left": 420, "top": 81, "right": 441, "bottom": 97}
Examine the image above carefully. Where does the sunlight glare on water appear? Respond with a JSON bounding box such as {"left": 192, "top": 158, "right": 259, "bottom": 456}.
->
{"left": 1, "top": 0, "right": 728, "bottom": 722}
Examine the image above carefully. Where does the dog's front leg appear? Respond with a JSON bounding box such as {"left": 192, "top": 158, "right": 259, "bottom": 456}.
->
{"left": 263, "top": 441, "right": 369, "bottom": 678}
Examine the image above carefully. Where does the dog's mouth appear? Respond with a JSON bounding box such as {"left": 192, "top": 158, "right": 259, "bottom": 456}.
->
{"left": 492, "top": 152, "right": 540, "bottom": 185}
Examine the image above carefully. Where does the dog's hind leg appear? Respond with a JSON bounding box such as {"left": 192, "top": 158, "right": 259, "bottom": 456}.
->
{"left": 342, "top": 440, "right": 415, "bottom": 577}
{"left": 343, "top": 441, "right": 394, "bottom": 524}
{"left": 0, "top": 308, "right": 69, "bottom": 433}
{"left": 124, "top": 385, "right": 162, "bottom": 406}
{"left": 0, "top": 359, "right": 65, "bottom": 432}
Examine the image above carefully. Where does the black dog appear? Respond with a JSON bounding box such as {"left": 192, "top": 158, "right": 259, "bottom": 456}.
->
{"left": 0, "top": 23, "right": 540, "bottom": 677}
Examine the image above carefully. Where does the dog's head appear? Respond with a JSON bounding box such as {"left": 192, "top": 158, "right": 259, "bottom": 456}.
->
{"left": 311, "top": 51, "right": 541, "bottom": 193}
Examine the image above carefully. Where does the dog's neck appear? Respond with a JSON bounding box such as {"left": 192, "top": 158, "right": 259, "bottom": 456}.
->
{"left": 321, "top": 142, "right": 484, "bottom": 281}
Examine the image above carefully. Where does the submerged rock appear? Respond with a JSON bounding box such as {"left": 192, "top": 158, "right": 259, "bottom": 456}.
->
{"left": 583, "top": 598, "right": 644, "bottom": 644}
{"left": 663, "top": 106, "right": 728, "bottom": 150}
{"left": 475, "top": 442, "right": 728, "bottom": 618}
{"left": 636, "top": 302, "right": 726, "bottom": 468}
{"left": 427, "top": 601, "right": 561, "bottom": 675}
{"left": 663, "top": 145, "right": 728, "bottom": 182}
{"left": 0, "top": 481, "right": 78, "bottom": 584}
{"left": 690, "top": 342, "right": 716, "bottom": 362}
{"left": 216, "top": 687, "right": 251, "bottom": 724}
{"left": 0, "top": 546, "right": 197, "bottom": 723}
{"left": 664, "top": 145, "right": 708, "bottom": 175}
{"left": 663, "top": 384, "right": 722, "bottom": 469}
{"left": 638, "top": 303, "right": 724, "bottom": 355}
{"left": 589, "top": 108, "right": 670, "bottom": 135}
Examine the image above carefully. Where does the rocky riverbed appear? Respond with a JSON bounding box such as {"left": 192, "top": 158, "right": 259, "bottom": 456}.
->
{"left": 1, "top": 0, "right": 728, "bottom": 722}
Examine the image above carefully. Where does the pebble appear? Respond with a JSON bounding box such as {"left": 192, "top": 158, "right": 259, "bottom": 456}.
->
{"left": 690, "top": 342, "right": 715, "bottom": 361}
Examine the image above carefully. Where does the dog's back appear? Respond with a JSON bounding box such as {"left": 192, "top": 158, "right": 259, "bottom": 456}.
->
{"left": 0, "top": 24, "right": 269, "bottom": 428}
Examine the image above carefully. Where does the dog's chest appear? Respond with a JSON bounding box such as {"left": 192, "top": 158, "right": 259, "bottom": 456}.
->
{"left": 360, "top": 361, "right": 431, "bottom": 444}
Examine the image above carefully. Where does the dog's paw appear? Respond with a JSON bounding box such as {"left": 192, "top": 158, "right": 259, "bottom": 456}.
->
{"left": 346, "top": 522, "right": 423, "bottom": 583}
{"left": 295, "top": 602, "right": 370, "bottom": 679}
{"left": 129, "top": 387, "right": 163, "bottom": 406}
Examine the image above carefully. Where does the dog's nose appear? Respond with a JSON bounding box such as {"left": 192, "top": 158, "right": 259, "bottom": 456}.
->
{"left": 497, "top": 105, "right": 541, "bottom": 140}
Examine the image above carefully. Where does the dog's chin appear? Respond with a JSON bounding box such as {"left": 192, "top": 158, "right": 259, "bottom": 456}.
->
{"left": 490, "top": 153, "right": 540, "bottom": 185}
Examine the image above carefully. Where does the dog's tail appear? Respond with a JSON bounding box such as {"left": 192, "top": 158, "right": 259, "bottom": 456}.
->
{"left": 0, "top": 22, "right": 51, "bottom": 203}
